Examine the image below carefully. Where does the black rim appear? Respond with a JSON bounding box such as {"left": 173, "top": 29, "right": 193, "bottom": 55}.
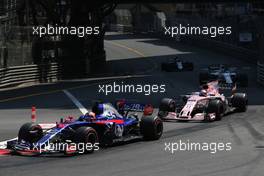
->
{"left": 86, "top": 132, "right": 97, "bottom": 145}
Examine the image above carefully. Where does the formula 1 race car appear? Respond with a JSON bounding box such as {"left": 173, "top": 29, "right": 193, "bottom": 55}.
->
{"left": 199, "top": 64, "right": 248, "bottom": 88}
{"left": 6, "top": 101, "right": 163, "bottom": 155}
{"left": 161, "top": 57, "right": 193, "bottom": 72}
{"left": 158, "top": 81, "right": 248, "bottom": 122}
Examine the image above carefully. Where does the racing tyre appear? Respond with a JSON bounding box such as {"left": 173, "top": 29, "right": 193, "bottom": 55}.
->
{"left": 74, "top": 127, "right": 99, "bottom": 153}
{"left": 159, "top": 98, "right": 176, "bottom": 112}
{"left": 207, "top": 99, "right": 224, "bottom": 121}
{"left": 158, "top": 98, "right": 176, "bottom": 119}
{"left": 161, "top": 63, "right": 173, "bottom": 72}
{"left": 237, "top": 74, "right": 248, "bottom": 87}
{"left": 183, "top": 62, "right": 194, "bottom": 71}
{"left": 18, "top": 123, "right": 43, "bottom": 143}
{"left": 140, "top": 116, "right": 163, "bottom": 140}
{"left": 232, "top": 93, "right": 248, "bottom": 112}
{"left": 199, "top": 72, "right": 209, "bottom": 85}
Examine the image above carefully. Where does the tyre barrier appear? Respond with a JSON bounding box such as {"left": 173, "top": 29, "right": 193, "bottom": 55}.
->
{"left": 258, "top": 61, "right": 264, "bottom": 86}
{"left": 0, "top": 62, "right": 61, "bottom": 88}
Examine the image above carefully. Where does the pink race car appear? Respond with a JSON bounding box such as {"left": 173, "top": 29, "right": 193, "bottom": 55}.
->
{"left": 158, "top": 81, "right": 248, "bottom": 122}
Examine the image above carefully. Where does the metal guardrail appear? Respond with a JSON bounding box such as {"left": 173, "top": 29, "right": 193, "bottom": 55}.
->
{"left": 258, "top": 61, "right": 264, "bottom": 86}
{"left": 0, "top": 62, "right": 61, "bottom": 88}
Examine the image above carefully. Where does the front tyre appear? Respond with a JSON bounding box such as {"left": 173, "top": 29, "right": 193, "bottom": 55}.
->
{"left": 158, "top": 98, "right": 176, "bottom": 119}
{"left": 140, "top": 116, "right": 163, "bottom": 140}
{"left": 18, "top": 123, "right": 43, "bottom": 143}
{"left": 159, "top": 98, "right": 176, "bottom": 112}
{"left": 206, "top": 99, "right": 224, "bottom": 121}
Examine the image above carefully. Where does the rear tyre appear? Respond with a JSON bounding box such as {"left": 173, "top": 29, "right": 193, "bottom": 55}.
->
{"left": 206, "top": 99, "right": 224, "bottom": 121}
{"left": 18, "top": 123, "right": 43, "bottom": 143}
{"left": 140, "top": 116, "right": 163, "bottom": 140}
{"left": 74, "top": 127, "right": 99, "bottom": 153}
{"left": 232, "top": 93, "right": 248, "bottom": 112}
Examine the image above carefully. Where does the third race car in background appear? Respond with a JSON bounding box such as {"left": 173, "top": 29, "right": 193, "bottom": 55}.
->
{"left": 199, "top": 64, "right": 248, "bottom": 88}
{"left": 161, "top": 57, "right": 194, "bottom": 72}
{"left": 158, "top": 81, "right": 248, "bottom": 122}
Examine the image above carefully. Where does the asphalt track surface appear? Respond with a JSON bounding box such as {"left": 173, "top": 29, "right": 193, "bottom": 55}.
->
{"left": 1, "top": 32, "right": 264, "bottom": 176}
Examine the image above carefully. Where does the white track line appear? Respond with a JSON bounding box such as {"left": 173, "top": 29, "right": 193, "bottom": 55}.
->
{"left": 63, "top": 90, "right": 88, "bottom": 115}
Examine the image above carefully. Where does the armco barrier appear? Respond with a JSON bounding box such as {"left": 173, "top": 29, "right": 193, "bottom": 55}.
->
{"left": 0, "top": 62, "right": 60, "bottom": 88}
{"left": 258, "top": 61, "right": 264, "bottom": 86}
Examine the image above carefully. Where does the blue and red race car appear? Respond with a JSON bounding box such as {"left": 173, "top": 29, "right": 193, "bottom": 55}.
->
{"left": 6, "top": 101, "right": 163, "bottom": 155}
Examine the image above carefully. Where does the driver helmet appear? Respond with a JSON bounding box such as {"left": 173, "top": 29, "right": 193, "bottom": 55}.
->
{"left": 87, "top": 112, "right": 96, "bottom": 118}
